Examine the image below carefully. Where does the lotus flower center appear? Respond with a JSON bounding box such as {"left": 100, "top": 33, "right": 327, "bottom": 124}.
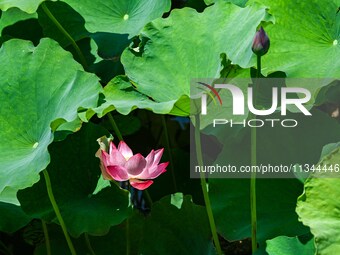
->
{"left": 32, "top": 142, "right": 39, "bottom": 148}
{"left": 123, "top": 14, "right": 129, "bottom": 20}
{"left": 333, "top": 39, "right": 338, "bottom": 46}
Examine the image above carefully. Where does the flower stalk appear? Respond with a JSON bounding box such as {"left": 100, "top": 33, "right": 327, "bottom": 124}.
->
{"left": 194, "top": 115, "right": 222, "bottom": 255}
{"left": 250, "top": 26, "right": 270, "bottom": 253}
{"left": 161, "top": 115, "right": 178, "bottom": 192}
{"left": 41, "top": 2, "right": 88, "bottom": 70}
{"left": 84, "top": 233, "right": 96, "bottom": 255}
{"left": 43, "top": 169, "right": 77, "bottom": 255}
{"left": 41, "top": 220, "right": 51, "bottom": 255}
{"left": 107, "top": 113, "right": 124, "bottom": 142}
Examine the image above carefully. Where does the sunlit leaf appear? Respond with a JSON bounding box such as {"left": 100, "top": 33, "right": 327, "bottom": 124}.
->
{"left": 0, "top": 0, "right": 56, "bottom": 13}
{"left": 120, "top": 1, "right": 267, "bottom": 116}
{"left": 17, "top": 123, "right": 131, "bottom": 237}
{"left": 297, "top": 144, "right": 340, "bottom": 255}
{"left": 0, "top": 202, "right": 31, "bottom": 233}
{"left": 0, "top": 39, "right": 101, "bottom": 204}
{"left": 61, "top": 0, "right": 171, "bottom": 36}
{"left": 251, "top": 0, "right": 340, "bottom": 78}
{"left": 266, "top": 236, "right": 315, "bottom": 255}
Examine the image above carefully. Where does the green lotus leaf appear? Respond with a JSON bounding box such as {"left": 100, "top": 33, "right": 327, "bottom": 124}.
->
{"left": 37, "top": 1, "right": 89, "bottom": 48}
{"left": 60, "top": 194, "right": 214, "bottom": 254}
{"left": 182, "top": 0, "right": 207, "bottom": 12}
{"left": 0, "top": 7, "right": 43, "bottom": 46}
{"left": 0, "top": 202, "right": 31, "bottom": 233}
{"left": 94, "top": 76, "right": 187, "bottom": 117}
{"left": 121, "top": 1, "right": 267, "bottom": 117}
{"left": 0, "top": 0, "right": 53, "bottom": 13}
{"left": 60, "top": 0, "right": 171, "bottom": 36}
{"left": 210, "top": 178, "right": 308, "bottom": 248}
{"left": 89, "top": 33, "right": 130, "bottom": 83}
{"left": 38, "top": 0, "right": 131, "bottom": 81}
{"left": 0, "top": 39, "right": 101, "bottom": 205}
{"left": 251, "top": 0, "right": 340, "bottom": 78}
{"left": 204, "top": 0, "right": 248, "bottom": 7}
{"left": 33, "top": 193, "right": 213, "bottom": 254}
{"left": 297, "top": 144, "right": 340, "bottom": 254}
{"left": 0, "top": 7, "right": 37, "bottom": 34}
{"left": 139, "top": 193, "right": 215, "bottom": 254}
{"left": 17, "top": 123, "right": 131, "bottom": 237}
{"left": 266, "top": 236, "right": 315, "bottom": 255}
{"left": 206, "top": 110, "right": 340, "bottom": 246}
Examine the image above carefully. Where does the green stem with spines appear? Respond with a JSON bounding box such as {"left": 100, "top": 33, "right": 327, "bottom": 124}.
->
{"left": 194, "top": 115, "right": 222, "bottom": 255}
{"left": 107, "top": 113, "right": 131, "bottom": 255}
{"left": 84, "top": 233, "right": 96, "bottom": 255}
{"left": 41, "top": 2, "right": 88, "bottom": 70}
{"left": 41, "top": 220, "right": 51, "bottom": 255}
{"left": 107, "top": 113, "right": 124, "bottom": 142}
{"left": 256, "top": 55, "right": 261, "bottom": 79}
{"left": 250, "top": 54, "right": 261, "bottom": 253}
{"left": 125, "top": 217, "right": 130, "bottom": 255}
{"left": 250, "top": 124, "right": 257, "bottom": 253}
{"left": 161, "top": 115, "right": 178, "bottom": 192}
{"left": 43, "top": 169, "right": 77, "bottom": 255}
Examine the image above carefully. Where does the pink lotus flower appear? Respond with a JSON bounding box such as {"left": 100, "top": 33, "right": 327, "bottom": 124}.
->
{"left": 96, "top": 137, "right": 168, "bottom": 190}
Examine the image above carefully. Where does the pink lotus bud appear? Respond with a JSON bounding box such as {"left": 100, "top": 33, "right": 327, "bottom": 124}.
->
{"left": 252, "top": 26, "right": 270, "bottom": 56}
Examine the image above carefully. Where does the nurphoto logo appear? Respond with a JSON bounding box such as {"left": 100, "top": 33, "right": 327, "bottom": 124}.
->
{"left": 195, "top": 79, "right": 313, "bottom": 128}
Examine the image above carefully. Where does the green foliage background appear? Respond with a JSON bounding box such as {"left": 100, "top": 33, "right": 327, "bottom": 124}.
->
{"left": 0, "top": 0, "right": 339, "bottom": 254}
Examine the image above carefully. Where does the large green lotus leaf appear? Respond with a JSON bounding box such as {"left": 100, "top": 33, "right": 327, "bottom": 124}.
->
{"left": 89, "top": 33, "right": 130, "bottom": 83}
{"left": 37, "top": 1, "right": 131, "bottom": 81}
{"left": 0, "top": 0, "right": 54, "bottom": 13}
{"left": 182, "top": 0, "right": 207, "bottom": 12}
{"left": 33, "top": 194, "right": 214, "bottom": 254}
{"left": 0, "top": 7, "right": 43, "bottom": 46}
{"left": 210, "top": 178, "right": 308, "bottom": 246}
{"left": 0, "top": 39, "right": 101, "bottom": 205}
{"left": 32, "top": 223, "right": 88, "bottom": 255}
{"left": 36, "top": 1, "right": 96, "bottom": 70}
{"left": 296, "top": 145, "right": 340, "bottom": 254}
{"left": 32, "top": 217, "right": 142, "bottom": 255}
{"left": 251, "top": 0, "right": 340, "bottom": 78}
{"left": 61, "top": 0, "right": 171, "bottom": 36}
{"left": 266, "top": 236, "right": 315, "bottom": 255}
{"left": 205, "top": 0, "right": 248, "bottom": 7}
{"left": 139, "top": 193, "right": 215, "bottom": 254}
{"left": 90, "top": 193, "right": 214, "bottom": 254}
{"left": 99, "top": 114, "right": 142, "bottom": 138}
{"left": 94, "top": 76, "right": 187, "bottom": 117}
{"left": 121, "top": 2, "right": 267, "bottom": 117}
{"left": 37, "top": 1, "right": 89, "bottom": 48}
{"left": 91, "top": 33, "right": 130, "bottom": 58}
{"left": 0, "top": 202, "right": 31, "bottom": 233}
{"left": 205, "top": 110, "right": 340, "bottom": 171}
{"left": 17, "top": 123, "right": 131, "bottom": 237}
{"left": 0, "top": 7, "right": 37, "bottom": 34}
{"left": 206, "top": 110, "right": 340, "bottom": 246}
